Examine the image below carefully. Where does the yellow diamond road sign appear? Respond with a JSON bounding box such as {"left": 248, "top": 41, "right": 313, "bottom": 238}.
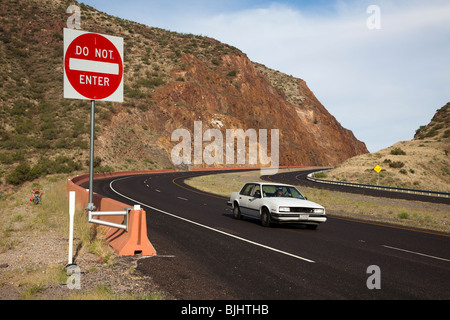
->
{"left": 374, "top": 165, "right": 382, "bottom": 173}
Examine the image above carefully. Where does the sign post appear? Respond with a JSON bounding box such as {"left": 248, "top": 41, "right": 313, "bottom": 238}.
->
{"left": 68, "top": 191, "right": 75, "bottom": 265}
{"left": 64, "top": 28, "right": 123, "bottom": 211}
{"left": 88, "top": 99, "right": 96, "bottom": 211}
{"left": 374, "top": 165, "right": 382, "bottom": 186}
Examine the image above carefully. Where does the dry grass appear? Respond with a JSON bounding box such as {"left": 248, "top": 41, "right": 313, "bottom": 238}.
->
{"left": 185, "top": 168, "right": 450, "bottom": 234}
{"left": 0, "top": 174, "right": 162, "bottom": 300}
{"left": 326, "top": 138, "right": 449, "bottom": 192}
{"left": 325, "top": 104, "right": 449, "bottom": 193}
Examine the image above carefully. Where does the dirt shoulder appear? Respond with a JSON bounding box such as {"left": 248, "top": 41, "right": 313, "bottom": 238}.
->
{"left": 0, "top": 175, "right": 170, "bottom": 300}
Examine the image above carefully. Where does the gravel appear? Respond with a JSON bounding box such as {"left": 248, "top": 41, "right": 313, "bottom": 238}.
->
{"left": 0, "top": 226, "right": 169, "bottom": 300}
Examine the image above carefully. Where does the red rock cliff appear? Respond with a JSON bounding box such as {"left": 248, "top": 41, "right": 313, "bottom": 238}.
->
{"left": 100, "top": 53, "right": 368, "bottom": 169}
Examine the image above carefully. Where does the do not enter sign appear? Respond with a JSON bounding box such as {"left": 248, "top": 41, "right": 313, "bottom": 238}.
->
{"left": 64, "top": 28, "right": 123, "bottom": 102}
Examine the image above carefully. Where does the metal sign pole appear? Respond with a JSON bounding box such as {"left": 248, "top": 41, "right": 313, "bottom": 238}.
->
{"left": 68, "top": 191, "right": 75, "bottom": 265}
{"left": 86, "top": 99, "right": 96, "bottom": 211}
{"left": 64, "top": 29, "right": 123, "bottom": 212}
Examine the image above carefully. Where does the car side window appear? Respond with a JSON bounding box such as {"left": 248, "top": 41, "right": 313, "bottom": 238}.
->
{"left": 240, "top": 183, "right": 254, "bottom": 196}
{"left": 251, "top": 185, "right": 261, "bottom": 197}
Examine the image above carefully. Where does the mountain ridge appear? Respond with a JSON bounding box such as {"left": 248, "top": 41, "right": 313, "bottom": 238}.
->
{"left": 325, "top": 103, "right": 449, "bottom": 192}
{"left": 0, "top": 0, "right": 368, "bottom": 190}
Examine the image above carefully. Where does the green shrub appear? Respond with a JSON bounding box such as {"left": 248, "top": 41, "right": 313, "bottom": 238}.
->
{"left": 389, "top": 161, "right": 405, "bottom": 168}
{"left": 95, "top": 165, "right": 114, "bottom": 173}
{"left": 390, "top": 147, "right": 406, "bottom": 155}
{"left": 0, "top": 153, "right": 13, "bottom": 164}
{"left": 6, "top": 163, "right": 33, "bottom": 185}
{"left": 314, "top": 172, "right": 328, "bottom": 179}
{"left": 6, "top": 157, "right": 83, "bottom": 185}
{"left": 443, "top": 129, "right": 450, "bottom": 138}
{"left": 398, "top": 211, "right": 409, "bottom": 219}
{"left": 71, "top": 120, "right": 87, "bottom": 137}
{"left": 137, "top": 77, "right": 165, "bottom": 88}
{"left": 42, "top": 128, "right": 58, "bottom": 140}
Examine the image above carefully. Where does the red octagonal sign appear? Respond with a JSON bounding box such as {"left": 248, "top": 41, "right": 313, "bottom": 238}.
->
{"left": 64, "top": 29, "right": 123, "bottom": 101}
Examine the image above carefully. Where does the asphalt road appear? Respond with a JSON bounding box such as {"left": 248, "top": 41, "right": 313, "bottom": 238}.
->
{"left": 263, "top": 169, "right": 450, "bottom": 205}
{"left": 91, "top": 169, "right": 450, "bottom": 302}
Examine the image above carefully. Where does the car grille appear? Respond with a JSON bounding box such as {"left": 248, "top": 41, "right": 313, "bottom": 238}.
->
{"left": 289, "top": 207, "right": 316, "bottom": 213}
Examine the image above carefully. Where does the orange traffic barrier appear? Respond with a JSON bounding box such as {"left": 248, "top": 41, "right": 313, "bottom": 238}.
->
{"left": 106, "top": 209, "right": 155, "bottom": 256}
{"left": 67, "top": 170, "right": 177, "bottom": 256}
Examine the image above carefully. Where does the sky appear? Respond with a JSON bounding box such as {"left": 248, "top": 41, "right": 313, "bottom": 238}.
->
{"left": 79, "top": 0, "right": 450, "bottom": 152}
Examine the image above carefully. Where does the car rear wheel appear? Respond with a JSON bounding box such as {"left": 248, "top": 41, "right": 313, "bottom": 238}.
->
{"left": 261, "top": 208, "right": 271, "bottom": 227}
{"left": 233, "top": 204, "right": 242, "bottom": 220}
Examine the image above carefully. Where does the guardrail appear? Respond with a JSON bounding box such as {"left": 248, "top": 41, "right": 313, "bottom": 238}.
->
{"left": 88, "top": 208, "right": 132, "bottom": 231}
{"left": 307, "top": 169, "right": 449, "bottom": 198}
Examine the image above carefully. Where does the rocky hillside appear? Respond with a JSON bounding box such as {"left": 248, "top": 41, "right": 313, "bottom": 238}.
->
{"left": 326, "top": 103, "right": 450, "bottom": 192}
{"left": 0, "top": 0, "right": 367, "bottom": 191}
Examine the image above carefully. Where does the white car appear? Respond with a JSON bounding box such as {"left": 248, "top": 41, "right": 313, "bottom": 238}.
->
{"left": 228, "top": 182, "right": 326, "bottom": 229}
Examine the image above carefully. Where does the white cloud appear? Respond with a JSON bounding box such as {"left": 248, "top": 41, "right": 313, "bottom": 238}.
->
{"left": 83, "top": 0, "right": 450, "bottom": 152}
{"left": 170, "top": 1, "right": 450, "bottom": 152}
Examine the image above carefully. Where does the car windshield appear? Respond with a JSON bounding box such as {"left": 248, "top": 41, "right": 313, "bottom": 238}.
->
{"left": 262, "top": 185, "right": 305, "bottom": 199}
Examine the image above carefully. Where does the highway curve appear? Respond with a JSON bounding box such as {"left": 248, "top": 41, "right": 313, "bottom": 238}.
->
{"left": 262, "top": 169, "right": 450, "bottom": 205}
{"left": 90, "top": 169, "right": 450, "bottom": 302}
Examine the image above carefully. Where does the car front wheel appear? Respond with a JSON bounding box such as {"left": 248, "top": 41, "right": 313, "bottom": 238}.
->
{"left": 261, "top": 208, "right": 271, "bottom": 227}
{"left": 233, "top": 204, "right": 242, "bottom": 220}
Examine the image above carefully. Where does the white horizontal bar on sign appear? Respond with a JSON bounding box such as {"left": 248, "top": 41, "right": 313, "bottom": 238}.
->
{"left": 69, "top": 58, "right": 119, "bottom": 75}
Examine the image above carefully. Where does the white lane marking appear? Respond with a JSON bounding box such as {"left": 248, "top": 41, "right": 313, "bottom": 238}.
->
{"left": 382, "top": 245, "right": 450, "bottom": 262}
{"left": 139, "top": 255, "right": 175, "bottom": 259}
{"left": 155, "top": 189, "right": 161, "bottom": 193}
{"left": 109, "top": 177, "right": 315, "bottom": 263}
{"left": 177, "top": 196, "right": 188, "bottom": 201}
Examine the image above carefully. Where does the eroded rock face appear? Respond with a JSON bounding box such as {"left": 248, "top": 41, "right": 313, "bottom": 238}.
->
{"left": 0, "top": 0, "right": 367, "bottom": 174}
{"left": 100, "top": 53, "right": 367, "bottom": 169}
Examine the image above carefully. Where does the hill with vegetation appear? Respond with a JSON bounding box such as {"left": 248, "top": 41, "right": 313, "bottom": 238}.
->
{"left": 0, "top": 0, "right": 368, "bottom": 195}
{"left": 324, "top": 103, "right": 450, "bottom": 192}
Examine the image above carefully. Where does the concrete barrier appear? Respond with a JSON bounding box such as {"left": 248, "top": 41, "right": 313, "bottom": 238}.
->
{"left": 67, "top": 169, "right": 177, "bottom": 256}
{"left": 106, "top": 208, "right": 155, "bottom": 256}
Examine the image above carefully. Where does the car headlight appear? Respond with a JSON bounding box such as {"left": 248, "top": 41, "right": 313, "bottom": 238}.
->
{"left": 313, "top": 208, "right": 324, "bottom": 214}
{"left": 279, "top": 207, "right": 290, "bottom": 212}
